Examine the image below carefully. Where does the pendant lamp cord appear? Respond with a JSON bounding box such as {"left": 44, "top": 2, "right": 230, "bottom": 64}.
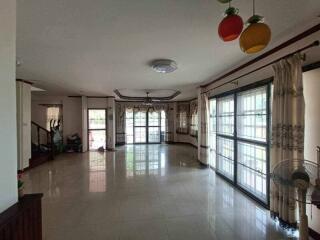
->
{"left": 253, "top": 0, "right": 256, "bottom": 15}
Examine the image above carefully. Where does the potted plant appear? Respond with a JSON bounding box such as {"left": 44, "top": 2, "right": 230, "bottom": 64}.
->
{"left": 17, "top": 170, "right": 24, "bottom": 198}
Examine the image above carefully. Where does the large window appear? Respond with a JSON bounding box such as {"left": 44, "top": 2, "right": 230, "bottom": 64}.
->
{"left": 177, "top": 111, "right": 188, "bottom": 133}
{"left": 148, "top": 111, "right": 160, "bottom": 143}
{"left": 190, "top": 112, "right": 198, "bottom": 136}
{"left": 125, "top": 108, "right": 165, "bottom": 144}
{"left": 209, "top": 83, "right": 270, "bottom": 205}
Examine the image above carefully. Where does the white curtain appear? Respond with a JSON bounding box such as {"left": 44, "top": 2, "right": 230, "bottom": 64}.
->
{"left": 199, "top": 93, "right": 210, "bottom": 165}
{"left": 176, "top": 102, "right": 189, "bottom": 134}
{"left": 116, "top": 103, "right": 126, "bottom": 144}
{"left": 270, "top": 54, "right": 304, "bottom": 227}
{"left": 189, "top": 100, "right": 198, "bottom": 137}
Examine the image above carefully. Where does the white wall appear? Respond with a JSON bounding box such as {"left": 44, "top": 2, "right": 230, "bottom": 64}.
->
{"left": 107, "top": 98, "right": 115, "bottom": 150}
{"left": 81, "top": 96, "right": 88, "bottom": 152}
{"left": 0, "top": 0, "right": 17, "bottom": 213}
{"left": 16, "top": 81, "right": 31, "bottom": 169}
{"left": 31, "top": 95, "right": 82, "bottom": 143}
{"left": 63, "top": 97, "right": 82, "bottom": 142}
{"left": 303, "top": 68, "right": 320, "bottom": 233}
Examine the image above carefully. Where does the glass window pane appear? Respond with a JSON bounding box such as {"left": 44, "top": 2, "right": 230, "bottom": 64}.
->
{"left": 237, "top": 142, "right": 267, "bottom": 202}
{"left": 217, "top": 95, "right": 234, "bottom": 136}
{"left": 134, "top": 111, "right": 146, "bottom": 126}
{"left": 209, "top": 99, "right": 217, "bottom": 168}
{"left": 148, "top": 111, "right": 160, "bottom": 126}
{"left": 148, "top": 127, "right": 160, "bottom": 143}
{"left": 125, "top": 110, "right": 134, "bottom": 144}
{"left": 134, "top": 127, "right": 146, "bottom": 143}
{"left": 161, "top": 110, "right": 166, "bottom": 132}
{"left": 237, "top": 86, "right": 267, "bottom": 142}
{"left": 88, "top": 110, "right": 106, "bottom": 129}
{"left": 217, "top": 136, "right": 234, "bottom": 181}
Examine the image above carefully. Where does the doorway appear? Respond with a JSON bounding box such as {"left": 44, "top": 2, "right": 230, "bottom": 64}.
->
{"left": 125, "top": 108, "right": 165, "bottom": 144}
{"left": 88, "top": 109, "right": 107, "bottom": 150}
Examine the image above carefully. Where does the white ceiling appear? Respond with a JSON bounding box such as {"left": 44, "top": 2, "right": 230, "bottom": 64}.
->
{"left": 17, "top": 0, "right": 320, "bottom": 100}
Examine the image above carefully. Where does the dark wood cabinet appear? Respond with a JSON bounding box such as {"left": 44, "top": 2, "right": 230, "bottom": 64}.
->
{"left": 0, "top": 194, "right": 43, "bottom": 240}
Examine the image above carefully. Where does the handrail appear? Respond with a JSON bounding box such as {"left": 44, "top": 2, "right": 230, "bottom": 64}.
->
{"left": 31, "top": 121, "right": 50, "bottom": 133}
{"left": 31, "top": 121, "right": 54, "bottom": 160}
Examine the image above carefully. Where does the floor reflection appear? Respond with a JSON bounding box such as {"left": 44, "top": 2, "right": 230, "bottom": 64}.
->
{"left": 23, "top": 144, "right": 293, "bottom": 240}
{"left": 88, "top": 151, "right": 106, "bottom": 192}
{"left": 125, "top": 145, "right": 165, "bottom": 177}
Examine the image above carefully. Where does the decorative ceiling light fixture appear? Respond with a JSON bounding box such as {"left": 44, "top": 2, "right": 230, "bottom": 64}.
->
{"left": 239, "top": 0, "right": 271, "bottom": 54}
{"left": 151, "top": 59, "right": 178, "bottom": 73}
{"left": 218, "top": 2, "right": 243, "bottom": 42}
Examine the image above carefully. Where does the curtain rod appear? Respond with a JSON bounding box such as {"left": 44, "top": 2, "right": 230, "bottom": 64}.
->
{"left": 202, "top": 40, "right": 319, "bottom": 94}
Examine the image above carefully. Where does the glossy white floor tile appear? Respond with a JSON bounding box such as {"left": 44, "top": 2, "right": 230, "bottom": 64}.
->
{"left": 24, "top": 144, "right": 294, "bottom": 240}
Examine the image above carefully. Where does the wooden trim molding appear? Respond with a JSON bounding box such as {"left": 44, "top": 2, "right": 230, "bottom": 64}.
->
{"left": 0, "top": 194, "right": 43, "bottom": 240}
{"left": 114, "top": 89, "right": 181, "bottom": 101}
{"left": 169, "top": 141, "right": 198, "bottom": 149}
{"left": 201, "top": 23, "right": 320, "bottom": 88}
{"left": 68, "top": 96, "right": 115, "bottom": 98}
{"left": 309, "top": 228, "right": 320, "bottom": 240}
{"left": 16, "top": 79, "right": 33, "bottom": 85}
{"left": 303, "top": 60, "right": 320, "bottom": 72}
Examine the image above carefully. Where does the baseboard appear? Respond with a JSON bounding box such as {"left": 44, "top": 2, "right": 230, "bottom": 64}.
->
{"left": 197, "top": 160, "right": 208, "bottom": 168}
{"left": 309, "top": 228, "right": 320, "bottom": 240}
{"left": 115, "top": 142, "right": 126, "bottom": 146}
{"left": 168, "top": 141, "right": 198, "bottom": 149}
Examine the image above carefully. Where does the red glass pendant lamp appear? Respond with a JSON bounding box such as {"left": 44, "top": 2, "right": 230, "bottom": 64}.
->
{"left": 218, "top": 6, "right": 243, "bottom": 42}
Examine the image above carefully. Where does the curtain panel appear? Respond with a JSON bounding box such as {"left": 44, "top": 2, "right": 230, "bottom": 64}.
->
{"left": 270, "top": 54, "right": 304, "bottom": 228}
{"left": 165, "top": 105, "right": 174, "bottom": 142}
{"left": 189, "top": 99, "right": 198, "bottom": 137}
{"left": 115, "top": 103, "right": 126, "bottom": 145}
{"left": 176, "top": 102, "right": 189, "bottom": 134}
{"left": 199, "top": 93, "right": 210, "bottom": 165}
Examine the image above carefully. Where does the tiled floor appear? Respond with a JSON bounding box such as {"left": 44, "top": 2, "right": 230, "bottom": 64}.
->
{"left": 24, "top": 144, "right": 293, "bottom": 240}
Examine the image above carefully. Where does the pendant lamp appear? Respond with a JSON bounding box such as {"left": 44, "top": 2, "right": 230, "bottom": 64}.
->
{"left": 218, "top": 7, "right": 243, "bottom": 42}
{"left": 239, "top": 0, "right": 271, "bottom": 54}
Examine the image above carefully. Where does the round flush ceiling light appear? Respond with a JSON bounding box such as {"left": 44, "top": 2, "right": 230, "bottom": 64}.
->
{"left": 151, "top": 59, "right": 178, "bottom": 73}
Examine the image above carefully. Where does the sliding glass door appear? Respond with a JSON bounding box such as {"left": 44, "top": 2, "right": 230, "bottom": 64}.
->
{"left": 148, "top": 111, "right": 160, "bottom": 143}
{"left": 125, "top": 109, "right": 163, "bottom": 144}
{"left": 134, "top": 111, "right": 147, "bottom": 143}
{"left": 209, "top": 82, "right": 271, "bottom": 205}
{"left": 88, "top": 109, "right": 107, "bottom": 150}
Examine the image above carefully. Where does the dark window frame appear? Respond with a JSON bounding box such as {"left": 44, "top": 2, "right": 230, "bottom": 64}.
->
{"left": 125, "top": 109, "right": 163, "bottom": 144}
{"left": 209, "top": 78, "right": 272, "bottom": 208}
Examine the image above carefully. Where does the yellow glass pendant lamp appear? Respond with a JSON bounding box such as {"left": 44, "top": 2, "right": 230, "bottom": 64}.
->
{"left": 239, "top": 19, "right": 271, "bottom": 54}
{"left": 239, "top": 0, "right": 271, "bottom": 54}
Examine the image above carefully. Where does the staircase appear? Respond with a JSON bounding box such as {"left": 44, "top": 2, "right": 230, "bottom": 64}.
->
{"left": 30, "top": 121, "right": 54, "bottom": 168}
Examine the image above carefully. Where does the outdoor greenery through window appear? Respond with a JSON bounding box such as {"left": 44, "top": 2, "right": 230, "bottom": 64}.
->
{"left": 88, "top": 109, "right": 107, "bottom": 150}
{"left": 209, "top": 83, "right": 270, "bottom": 204}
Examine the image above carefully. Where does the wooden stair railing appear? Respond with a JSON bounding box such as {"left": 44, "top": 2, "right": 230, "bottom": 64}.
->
{"left": 31, "top": 121, "right": 54, "bottom": 161}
